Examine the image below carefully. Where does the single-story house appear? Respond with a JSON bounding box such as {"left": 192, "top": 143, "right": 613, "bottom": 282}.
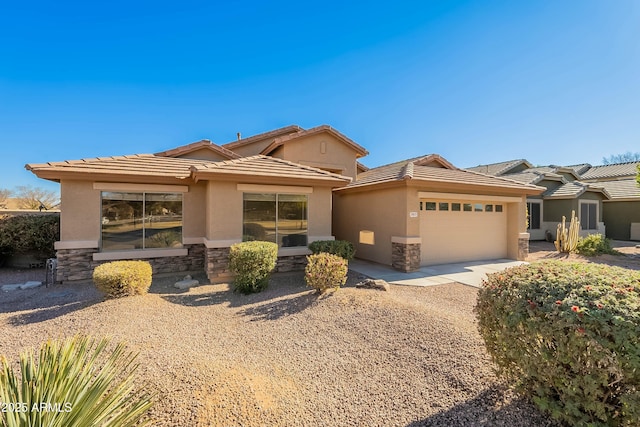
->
{"left": 28, "top": 125, "right": 543, "bottom": 282}
{"left": 333, "top": 155, "right": 543, "bottom": 271}
{"left": 579, "top": 162, "right": 640, "bottom": 241}
{"left": 467, "top": 160, "right": 610, "bottom": 241}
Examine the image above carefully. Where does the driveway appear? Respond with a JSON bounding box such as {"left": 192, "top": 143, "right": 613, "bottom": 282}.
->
{"left": 349, "top": 258, "right": 526, "bottom": 288}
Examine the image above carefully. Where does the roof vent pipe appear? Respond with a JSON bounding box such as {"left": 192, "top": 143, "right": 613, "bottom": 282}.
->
{"left": 237, "top": 132, "right": 241, "bottom": 140}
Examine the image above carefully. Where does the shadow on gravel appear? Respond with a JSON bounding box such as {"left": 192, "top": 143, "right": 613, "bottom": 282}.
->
{"left": 160, "top": 271, "right": 337, "bottom": 320}
{"left": 407, "top": 386, "right": 558, "bottom": 427}
{"left": 2, "top": 285, "right": 103, "bottom": 325}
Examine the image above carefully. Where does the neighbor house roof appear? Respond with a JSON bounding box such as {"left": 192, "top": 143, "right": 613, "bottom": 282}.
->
{"left": 566, "top": 163, "right": 592, "bottom": 176}
{"left": 466, "top": 159, "right": 533, "bottom": 176}
{"left": 542, "top": 182, "right": 610, "bottom": 200}
{"left": 260, "top": 125, "right": 369, "bottom": 158}
{"left": 501, "top": 170, "right": 564, "bottom": 185}
{"left": 591, "top": 179, "right": 640, "bottom": 201}
{"left": 337, "top": 155, "right": 544, "bottom": 194}
{"left": 190, "top": 155, "right": 351, "bottom": 184}
{"left": 580, "top": 162, "right": 640, "bottom": 180}
{"left": 155, "top": 139, "right": 241, "bottom": 160}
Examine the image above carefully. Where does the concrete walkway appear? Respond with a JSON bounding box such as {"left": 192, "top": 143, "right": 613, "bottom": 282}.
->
{"left": 349, "top": 258, "right": 527, "bottom": 288}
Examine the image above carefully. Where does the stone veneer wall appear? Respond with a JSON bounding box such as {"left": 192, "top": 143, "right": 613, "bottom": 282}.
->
{"left": 391, "top": 242, "right": 420, "bottom": 272}
{"left": 56, "top": 244, "right": 206, "bottom": 283}
{"left": 205, "top": 247, "right": 232, "bottom": 283}
{"left": 518, "top": 235, "right": 529, "bottom": 261}
{"left": 275, "top": 255, "right": 308, "bottom": 272}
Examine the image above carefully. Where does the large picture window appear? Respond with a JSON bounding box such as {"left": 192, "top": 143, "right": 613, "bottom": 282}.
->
{"left": 243, "top": 193, "right": 308, "bottom": 247}
{"left": 101, "top": 192, "right": 183, "bottom": 251}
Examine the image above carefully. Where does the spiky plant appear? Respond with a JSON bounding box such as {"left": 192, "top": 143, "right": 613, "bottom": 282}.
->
{"left": 0, "top": 336, "right": 153, "bottom": 427}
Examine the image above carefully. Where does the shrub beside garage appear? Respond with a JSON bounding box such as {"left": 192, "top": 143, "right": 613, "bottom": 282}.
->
{"left": 475, "top": 261, "right": 640, "bottom": 426}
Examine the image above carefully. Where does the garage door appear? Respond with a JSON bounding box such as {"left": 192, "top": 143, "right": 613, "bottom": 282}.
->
{"left": 420, "top": 200, "right": 507, "bottom": 265}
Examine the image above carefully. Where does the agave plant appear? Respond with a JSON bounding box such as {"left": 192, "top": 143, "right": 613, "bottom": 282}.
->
{"left": 0, "top": 336, "right": 153, "bottom": 427}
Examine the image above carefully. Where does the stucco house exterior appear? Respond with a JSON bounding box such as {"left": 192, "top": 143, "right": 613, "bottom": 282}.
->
{"left": 28, "top": 125, "right": 543, "bottom": 283}
{"left": 578, "top": 162, "right": 640, "bottom": 241}
{"left": 467, "top": 160, "right": 610, "bottom": 241}
{"left": 468, "top": 159, "right": 640, "bottom": 241}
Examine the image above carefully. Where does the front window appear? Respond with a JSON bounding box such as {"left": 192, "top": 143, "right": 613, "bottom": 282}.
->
{"left": 580, "top": 201, "right": 597, "bottom": 230}
{"left": 243, "top": 193, "right": 308, "bottom": 247}
{"left": 527, "top": 201, "right": 541, "bottom": 230}
{"left": 101, "top": 192, "right": 183, "bottom": 251}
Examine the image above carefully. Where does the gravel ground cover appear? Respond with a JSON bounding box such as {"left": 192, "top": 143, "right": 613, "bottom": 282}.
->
{"left": 0, "top": 267, "right": 556, "bottom": 427}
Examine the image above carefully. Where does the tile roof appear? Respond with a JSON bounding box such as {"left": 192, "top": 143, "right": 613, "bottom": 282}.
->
{"left": 222, "top": 125, "right": 302, "bottom": 150}
{"left": 190, "top": 155, "right": 351, "bottom": 184}
{"left": 155, "top": 140, "right": 240, "bottom": 160}
{"left": 591, "top": 179, "right": 640, "bottom": 200}
{"left": 542, "top": 182, "right": 610, "bottom": 199}
{"left": 498, "top": 170, "right": 563, "bottom": 185}
{"left": 27, "top": 154, "right": 351, "bottom": 185}
{"left": 26, "top": 154, "right": 208, "bottom": 181}
{"left": 466, "top": 159, "right": 532, "bottom": 176}
{"left": 580, "top": 162, "right": 640, "bottom": 180}
{"left": 566, "top": 163, "right": 592, "bottom": 175}
{"left": 341, "top": 155, "right": 543, "bottom": 193}
{"left": 260, "top": 125, "right": 369, "bottom": 158}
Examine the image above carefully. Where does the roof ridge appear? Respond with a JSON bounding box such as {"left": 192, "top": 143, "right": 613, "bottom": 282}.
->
{"left": 401, "top": 162, "right": 414, "bottom": 180}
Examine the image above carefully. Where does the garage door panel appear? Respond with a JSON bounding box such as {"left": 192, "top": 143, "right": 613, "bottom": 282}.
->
{"left": 420, "top": 202, "right": 507, "bottom": 265}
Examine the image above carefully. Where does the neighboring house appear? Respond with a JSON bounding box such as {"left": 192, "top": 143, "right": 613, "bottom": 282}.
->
{"left": 579, "top": 162, "right": 640, "bottom": 241}
{"left": 468, "top": 160, "right": 640, "bottom": 241}
{"left": 333, "top": 155, "right": 543, "bottom": 271}
{"left": 27, "top": 124, "right": 541, "bottom": 283}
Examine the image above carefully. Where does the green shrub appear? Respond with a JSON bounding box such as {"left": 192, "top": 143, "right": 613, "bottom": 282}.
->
{"left": 0, "top": 214, "right": 59, "bottom": 259}
{"left": 0, "top": 335, "right": 153, "bottom": 427}
{"left": 576, "top": 233, "right": 620, "bottom": 256}
{"left": 229, "top": 241, "right": 278, "bottom": 294}
{"left": 93, "top": 260, "right": 152, "bottom": 298}
{"left": 305, "top": 252, "right": 348, "bottom": 294}
{"left": 475, "top": 261, "right": 640, "bottom": 426}
{"left": 308, "top": 240, "right": 355, "bottom": 261}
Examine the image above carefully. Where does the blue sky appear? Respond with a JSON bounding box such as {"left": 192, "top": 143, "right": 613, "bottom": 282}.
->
{"left": 1, "top": 0, "right": 639, "bottom": 194}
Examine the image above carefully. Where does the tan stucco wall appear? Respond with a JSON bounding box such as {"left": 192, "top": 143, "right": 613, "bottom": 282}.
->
{"left": 333, "top": 186, "right": 408, "bottom": 265}
{"left": 507, "top": 198, "right": 527, "bottom": 259}
{"left": 183, "top": 182, "right": 206, "bottom": 238}
{"left": 59, "top": 180, "right": 101, "bottom": 242}
{"left": 273, "top": 134, "right": 359, "bottom": 179}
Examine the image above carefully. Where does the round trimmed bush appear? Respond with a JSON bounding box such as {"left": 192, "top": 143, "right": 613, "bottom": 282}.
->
{"left": 475, "top": 261, "right": 640, "bottom": 426}
{"left": 229, "top": 241, "right": 278, "bottom": 294}
{"left": 93, "top": 260, "right": 152, "bottom": 298}
{"left": 305, "top": 252, "right": 348, "bottom": 294}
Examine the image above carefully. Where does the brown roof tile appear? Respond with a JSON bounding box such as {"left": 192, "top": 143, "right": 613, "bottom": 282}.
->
{"left": 466, "top": 159, "right": 532, "bottom": 176}
{"left": 591, "top": 179, "right": 640, "bottom": 200}
{"left": 542, "top": 182, "right": 610, "bottom": 199}
{"left": 260, "top": 125, "right": 369, "bottom": 158}
{"left": 155, "top": 140, "right": 240, "bottom": 160}
{"left": 222, "top": 125, "right": 302, "bottom": 150}
{"left": 580, "top": 162, "right": 640, "bottom": 180}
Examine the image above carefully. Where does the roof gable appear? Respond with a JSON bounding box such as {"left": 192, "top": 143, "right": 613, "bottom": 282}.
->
{"left": 221, "top": 125, "right": 302, "bottom": 153}
{"left": 542, "top": 181, "right": 610, "bottom": 200}
{"left": 260, "top": 125, "right": 369, "bottom": 158}
{"left": 155, "top": 140, "right": 240, "bottom": 161}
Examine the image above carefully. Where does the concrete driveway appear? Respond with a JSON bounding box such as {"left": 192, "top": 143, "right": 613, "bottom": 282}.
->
{"left": 349, "top": 258, "right": 526, "bottom": 288}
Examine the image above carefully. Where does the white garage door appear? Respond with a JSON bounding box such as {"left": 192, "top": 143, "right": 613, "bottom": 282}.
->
{"left": 420, "top": 200, "right": 507, "bottom": 265}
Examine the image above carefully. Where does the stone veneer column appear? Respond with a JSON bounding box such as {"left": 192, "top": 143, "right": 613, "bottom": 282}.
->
{"left": 205, "top": 247, "right": 232, "bottom": 283}
{"left": 518, "top": 232, "right": 530, "bottom": 261}
{"left": 391, "top": 237, "right": 421, "bottom": 272}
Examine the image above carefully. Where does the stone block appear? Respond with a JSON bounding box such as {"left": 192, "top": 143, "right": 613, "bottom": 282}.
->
{"left": 20, "top": 281, "right": 43, "bottom": 290}
{"left": 2, "top": 284, "right": 22, "bottom": 291}
{"left": 355, "top": 278, "right": 390, "bottom": 291}
{"left": 174, "top": 279, "right": 199, "bottom": 290}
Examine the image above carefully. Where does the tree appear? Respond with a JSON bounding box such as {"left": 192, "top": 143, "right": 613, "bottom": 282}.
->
{"left": 14, "top": 185, "right": 59, "bottom": 210}
{"left": 637, "top": 164, "right": 640, "bottom": 187}
{"left": 0, "top": 188, "right": 12, "bottom": 209}
{"left": 602, "top": 151, "right": 640, "bottom": 165}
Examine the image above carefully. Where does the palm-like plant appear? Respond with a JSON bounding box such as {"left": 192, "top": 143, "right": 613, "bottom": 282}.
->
{"left": 0, "top": 336, "right": 153, "bottom": 427}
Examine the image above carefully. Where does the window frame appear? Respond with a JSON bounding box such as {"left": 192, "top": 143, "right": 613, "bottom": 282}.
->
{"left": 527, "top": 201, "right": 542, "bottom": 230}
{"left": 100, "top": 191, "right": 183, "bottom": 252}
{"left": 579, "top": 200, "right": 598, "bottom": 231}
{"left": 242, "top": 193, "right": 309, "bottom": 247}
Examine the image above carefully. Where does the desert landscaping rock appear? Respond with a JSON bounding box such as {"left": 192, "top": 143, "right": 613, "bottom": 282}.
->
{"left": 0, "top": 268, "right": 559, "bottom": 426}
{"left": 355, "top": 278, "right": 390, "bottom": 291}
{"left": 174, "top": 278, "right": 199, "bottom": 290}
{"left": 20, "top": 281, "right": 43, "bottom": 290}
{"left": 1, "top": 284, "right": 22, "bottom": 291}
